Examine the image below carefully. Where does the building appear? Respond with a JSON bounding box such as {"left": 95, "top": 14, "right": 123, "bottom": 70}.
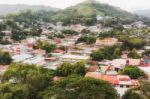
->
{"left": 85, "top": 72, "right": 140, "bottom": 96}
{"left": 60, "top": 54, "right": 90, "bottom": 63}
{"left": 12, "top": 53, "right": 33, "bottom": 62}
{"left": 95, "top": 38, "right": 118, "bottom": 46}
{"left": 23, "top": 56, "right": 46, "bottom": 66}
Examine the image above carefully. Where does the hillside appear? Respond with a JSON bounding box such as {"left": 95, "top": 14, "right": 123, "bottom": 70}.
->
{"left": 135, "top": 9, "right": 150, "bottom": 17}
{"left": 0, "top": 4, "right": 59, "bottom": 15}
{"left": 50, "top": 0, "right": 138, "bottom": 25}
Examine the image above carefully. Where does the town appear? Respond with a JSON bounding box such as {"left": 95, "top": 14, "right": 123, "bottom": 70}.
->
{"left": 0, "top": 0, "right": 150, "bottom": 99}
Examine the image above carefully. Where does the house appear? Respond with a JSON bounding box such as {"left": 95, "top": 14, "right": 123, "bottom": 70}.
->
{"left": 1, "top": 30, "right": 12, "bottom": 36}
{"left": 0, "top": 65, "right": 8, "bottom": 74}
{"left": 139, "top": 66, "right": 150, "bottom": 79}
{"left": 132, "top": 21, "right": 147, "bottom": 28}
{"left": 60, "top": 54, "right": 90, "bottom": 63}
{"left": 53, "top": 49, "right": 65, "bottom": 54}
{"left": 88, "top": 65, "right": 99, "bottom": 72}
{"left": 70, "top": 24, "right": 86, "bottom": 32}
{"left": 95, "top": 38, "right": 118, "bottom": 46}
{"left": 85, "top": 72, "right": 140, "bottom": 96}
{"left": 23, "top": 55, "right": 46, "bottom": 66}
{"left": 12, "top": 53, "right": 33, "bottom": 62}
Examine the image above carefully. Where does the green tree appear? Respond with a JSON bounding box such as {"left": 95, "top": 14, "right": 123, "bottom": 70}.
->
{"left": 128, "top": 49, "right": 141, "bottom": 59}
{"left": 0, "top": 50, "right": 12, "bottom": 65}
{"left": 122, "top": 80, "right": 150, "bottom": 99}
{"left": 124, "top": 38, "right": 147, "bottom": 49}
{"left": 56, "top": 62, "right": 87, "bottom": 77}
{"left": 11, "top": 29, "right": 26, "bottom": 41}
{"left": 120, "top": 66, "right": 145, "bottom": 79}
{"left": 61, "top": 29, "right": 78, "bottom": 35}
{"left": 42, "top": 75, "right": 118, "bottom": 99}
{"left": 33, "top": 40, "right": 56, "bottom": 53}
{"left": 122, "top": 89, "right": 146, "bottom": 99}
{"left": 76, "top": 35, "right": 96, "bottom": 44}
{"left": 113, "top": 48, "right": 121, "bottom": 58}
{"left": 91, "top": 45, "right": 122, "bottom": 61}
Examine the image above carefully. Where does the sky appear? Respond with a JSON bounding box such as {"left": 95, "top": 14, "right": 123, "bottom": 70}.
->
{"left": 0, "top": 0, "right": 150, "bottom": 12}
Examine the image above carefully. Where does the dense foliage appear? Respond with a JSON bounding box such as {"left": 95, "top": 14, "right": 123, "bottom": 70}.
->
{"left": 76, "top": 35, "right": 96, "bottom": 44}
{"left": 50, "top": 0, "right": 138, "bottom": 25}
{"left": 33, "top": 40, "right": 56, "bottom": 53}
{"left": 128, "top": 48, "right": 141, "bottom": 59}
{"left": 0, "top": 63, "right": 55, "bottom": 99}
{"left": 0, "top": 50, "right": 12, "bottom": 65}
{"left": 122, "top": 80, "right": 150, "bottom": 99}
{"left": 56, "top": 62, "right": 87, "bottom": 77}
{"left": 91, "top": 45, "right": 121, "bottom": 61}
{"left": 61, "top": 29, "right": 78, "bottom": 35}
{"left": 42, "top": 75, "right": 118, "bottom": 99}
{"left": 120, "top": 66, "right": 145, "bottom": 79}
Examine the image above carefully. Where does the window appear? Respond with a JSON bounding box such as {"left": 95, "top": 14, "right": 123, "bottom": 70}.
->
{"left": 126, "top": 85, "right": 130, "bottom": 88}
{"left": 120, "top": 85, "right": 124, "bottom": 88}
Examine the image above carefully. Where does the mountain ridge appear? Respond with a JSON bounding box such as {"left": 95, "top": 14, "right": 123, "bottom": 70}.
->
{"left": 0, "top": 4, "right": 60, "bottom": 15}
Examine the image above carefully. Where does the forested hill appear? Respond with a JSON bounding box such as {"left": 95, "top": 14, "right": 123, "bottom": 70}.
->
{"left": 0, "top": 4, "right": 59, "bottom": 15}
{"left": 50, "top": 0, "right": 139, "bottom": 25}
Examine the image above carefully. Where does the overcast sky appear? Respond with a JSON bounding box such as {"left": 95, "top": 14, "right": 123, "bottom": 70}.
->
{"left": 0, "top": 0, "right": 150, "bottom": 12}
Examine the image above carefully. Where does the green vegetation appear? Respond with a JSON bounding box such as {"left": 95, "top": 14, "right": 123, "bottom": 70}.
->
{"left": 143, "top": 50, "right": 150, "bottom": 56}
{"left": 128, "top": 48, "right": 141, "bottom": 59}
{"left": 50, "top": 0, "right": 138, "bottom": 25}
{"left": 56, "top": 62, "right": 87, "bottom": 77}
{"left": 76, "top": 35, "right": 96, "bottom": 44}
{"left": 11, "top": 29, "right": 27, "bottom": 41}
{"left": 0, "top": 50, "right": 12, "bottom": 65}
{"left": 122, "top": 80, "right": 150, "bottom": 99}
{"left": 33, "top": 40, "right": 56, "bottom": 53}
{"left": 42, "top": 74, "right": 118, "bottom": 99}
{"left": 61, "top": 29, "right": 78, "bottom": 35}
{"left": 124, "top": 37, "right": 147, "bottom": 50}
{"left": 0, "top": 62, "right": 118, "bottom": 99}
{"left": 120, "top": 66, "right": 145, "bottom": 79}
{"left": 0, "top": 63, "right": 55, "bottom": 99}
{"left": 91, "top": 45, "right": 122, "bottom": 61}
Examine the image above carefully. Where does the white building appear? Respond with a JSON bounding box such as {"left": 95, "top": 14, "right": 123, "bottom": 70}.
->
{"left": 60, "top": 54, "right": 90, "bottom": 63}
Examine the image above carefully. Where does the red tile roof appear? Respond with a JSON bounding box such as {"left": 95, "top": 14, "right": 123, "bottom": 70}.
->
{"left": 85, "top": 72, "right": 119, "bottom": 84}
{"left": 53, "top": 49, "right": 65, "bottom": 53}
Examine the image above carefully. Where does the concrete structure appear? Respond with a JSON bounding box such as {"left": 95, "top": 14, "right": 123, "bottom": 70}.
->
{"left": 60, "top": 54, "right": 90, "bottom": 63}
{"left": 95, "top": 38, "right": 118, "bottom": 46}
{"left": 85, "top": 72, "right": 140, "bottom": 96}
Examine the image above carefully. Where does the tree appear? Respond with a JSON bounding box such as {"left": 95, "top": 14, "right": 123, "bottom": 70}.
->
{"left": 128, "top": 49, "right": 141, "bottom": 59}
{"left": 122, "top": 80, "right": 150, "bottom": 99}
{"left": 42, "top": 75, "right": 118, "bottom": 99}
{"left": 33, "top": 40, "right": 56, "bottom": 53}
{"left": 1, "top": 63, "right": 55, "bottom": 99}
{"left": 143, "top": 50, "right": 150, "bottom": 57}
{"left": 76, "top": 35, "right": 96, "bottom": 44}
{"left": 122, "top": 89, "right": 146, "bottom": 99}
{"left": 120, "top": 66, "right": 145, "bottom": 79}
{"left": 0, "top": 83, "right": 36, "bottom": 99}
{"left": 113, "top": 48, "right": 121, "bottom": 58}
{"left": 91, "top": 45, "right": 122, "bottom": 61}
{"left": 11, "top": 29, "right": 26, "bottom": 41}
{"left": 29, "top": 27, "right": 42, "bottom": 36}
{"left": 0, "top": 50, "right": 12, "bottom": 65}
{"left": 56, "top": 62, "right": 87, "bottom": 77}
{"left": 61, "top": 29, "right": 78, "bottom": 35}
{"left": 124, "top": 38, "right": 147, "bottom": 49}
